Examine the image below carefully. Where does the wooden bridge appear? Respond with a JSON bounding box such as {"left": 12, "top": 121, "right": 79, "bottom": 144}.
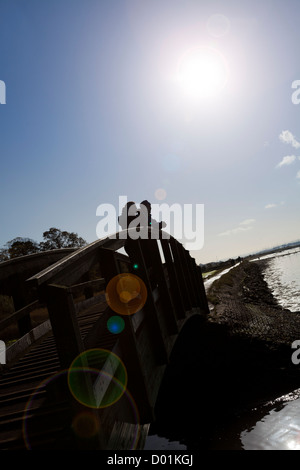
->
{"left": 0, "top": 228, "right": 209, "bottom": 450}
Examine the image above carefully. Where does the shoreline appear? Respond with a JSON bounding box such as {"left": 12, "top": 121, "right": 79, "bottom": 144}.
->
{"left": 207, "top": 259, "right": 300, "bottom": 346}
{"left": 150, "top": 260, "right": 300, "bottom": 450}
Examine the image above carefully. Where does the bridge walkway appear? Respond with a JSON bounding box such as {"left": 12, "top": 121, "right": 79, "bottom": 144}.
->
{"left": 0, "top": 300, "right": 112, "bottom": 449}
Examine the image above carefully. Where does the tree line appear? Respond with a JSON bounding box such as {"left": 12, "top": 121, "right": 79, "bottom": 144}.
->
{"left": 0, "top": 227, "right": 87, "bottom": 261}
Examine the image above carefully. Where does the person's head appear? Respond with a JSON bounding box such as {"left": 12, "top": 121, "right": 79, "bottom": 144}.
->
{"left": 124, "top": 201, "right": 137, "bottom": 216}
{"left": 140, "top": 200, "right": 151, "bottom": 213}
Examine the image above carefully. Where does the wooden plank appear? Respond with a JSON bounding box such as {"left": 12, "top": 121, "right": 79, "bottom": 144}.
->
{"left": 69, "top": 277, "right": 105, "bottom": 293}
{"left": 5, "top": 320, "right": 52, "bottom": 366}
{"left": 0, "top": 300, "right": 41, "bottom": 330}
{"left": 26, "top": 233, "right": 130, "bottom": 288}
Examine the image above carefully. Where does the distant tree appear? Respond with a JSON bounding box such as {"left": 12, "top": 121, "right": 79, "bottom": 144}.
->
{"left": 39, "top": 227, "right": 87, "bottom": 251}
{"left": 0, "top": 248, "right": 9, "bottom": 262}
{"left": 5, "top": 237, "right": 40, "bottom": 259}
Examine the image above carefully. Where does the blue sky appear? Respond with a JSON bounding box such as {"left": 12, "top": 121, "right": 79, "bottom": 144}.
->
{"left": 1, "top": 0, "right": 300, "bottom": 264}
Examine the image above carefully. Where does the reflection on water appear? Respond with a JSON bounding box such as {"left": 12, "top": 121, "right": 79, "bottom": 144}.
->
{"left": 241, "top": 390, "right": 300, "bottom": 450}
{"left": 262, "top": 249, "right": 300, "bottom": 312}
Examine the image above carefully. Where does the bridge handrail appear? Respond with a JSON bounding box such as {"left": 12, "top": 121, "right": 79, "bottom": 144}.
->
{"left": 0, "top": 248, "right": 76, "bottom": 279}
{"left": 27, "top": 228, "right": 176, "bottom": 287}
{"left": 0, "top": 300, "right": 41, "bottom": 331}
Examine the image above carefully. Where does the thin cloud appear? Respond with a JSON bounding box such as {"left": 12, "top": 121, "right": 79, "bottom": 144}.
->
{"left": 239, "top": 218, "right": 256, "bottom": 225}
{"left": 265, "top": 202, "right": 284, "bottom": 209}
{"left": 279, "top": 130, "right": 300, "bottom": 149}
{"left": 276, "top": 155, "right": 296, "bottom": 168}
{"left": 218, "top": 219, "right": 255, "bottom": 236}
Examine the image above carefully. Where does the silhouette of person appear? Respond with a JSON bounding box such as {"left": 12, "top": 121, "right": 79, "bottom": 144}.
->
{"left": 118, "top": 201, "right": 139, "bottom": 230}
{"left": 140, "top": 200, "right": 166, "bottom": 230}
{"left": 118, "top": 201, "right": 140, "bottom": 266}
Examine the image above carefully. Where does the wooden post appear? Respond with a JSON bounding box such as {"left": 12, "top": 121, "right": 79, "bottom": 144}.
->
{"left": 196, "top": 264, "right": 210, "bottom": 314}
{"left": 127, "top": 239, "right": 169, "bottom": 365}
{"left": 169, "top": 239, "right": 192, "bottom": 311}
{"left": 44, "top": 284, "right": 85, "bottom": 370}
{"left": 183, "top": 249, "right": 199, "bottom": 307}
{"left": 119, "top": 315, "right": 155, "bottom": 423}
{"left": 98, "top": 243, "right": 167, "bottom": 417}
{"left": 161, "top": 239, "right": 186, "bottom": 320}
{"left": 146, "top": 239, "right": 178, "bottom": 334}
{"left": 13, "top": 274, "right": 33, "bottom": 336}
{"left": 188, "top": 256, "right": 203, "bottom": 308}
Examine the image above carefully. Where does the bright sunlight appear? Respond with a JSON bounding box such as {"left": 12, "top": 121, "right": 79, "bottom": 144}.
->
{"left": 176, "top": 46, "right": 229, "bottom": 100}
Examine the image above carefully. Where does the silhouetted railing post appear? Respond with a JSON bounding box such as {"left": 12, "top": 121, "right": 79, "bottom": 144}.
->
{"left": 196, "top": 264, "right": 210, "bottom": 313}
{"left": 130, "top": 239, "right": 169, "bottom": 365}
{"left": 169, "top": 239, "right": 192, "bottom": 310}
{"left": 12, "top": 274, "right": 33, "bottom": 336}
{"left": 188, "top": 256, "right": 203, "bottom": 308}
{"left": 98, "top": 243, "right": 166, "bottom": 421}
{"left": 181, "top": 247, "right": 198, "bottom": 307}
{"left": 44, "top": 284, "right": 85, "bottom": 370}
{"left": 145, "top": 238, "right": 178, "bottom": 335}
{"left": 184, "top": 250, "right": 203, "bottom": 308}
{"left": 161, "top": 239, "right": 185, "bottom": 320}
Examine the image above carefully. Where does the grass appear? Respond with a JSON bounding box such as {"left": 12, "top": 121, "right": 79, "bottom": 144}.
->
{"left": 0, "top": 294, "right": 14, "bottom": 316}
{"left": 202, "top": 270, "right": 217, "bottom": 279}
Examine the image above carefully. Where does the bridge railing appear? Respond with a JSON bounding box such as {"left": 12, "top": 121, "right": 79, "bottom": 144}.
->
{"left": 0, "top": 248, "right": 76, "bottom": 342}
{"left": 23, "top": 229, "right": 209, "bottom": 427}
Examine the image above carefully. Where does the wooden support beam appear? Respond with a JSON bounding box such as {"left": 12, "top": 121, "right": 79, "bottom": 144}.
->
{"left": 188, "top": 257, "right": 203, "bottom": 308}
{"left": 125, "top": 240, "right": 169, "bottom": 365}
{"left": 44, "top": 284, "right": 84, "bottom": 370}
{"left": 196, "top": 265, "right": 210, "bottom": 314}
{"left": 12, "top": 274, "right": 33, "bottom": 336}
{"left": 119, "top": 315, "right": 155, "bottom": 423}
{"left": 169, "top": 239, "right": 192, "bottom": 311}
{"left": 146, "top": 239, "right": 178, "bottom": 335}
{"left": 183, "top": 250, "right": 199, "bottom": 307}
{"left": 161, "top": 239, "right": 186, "bottom": 320}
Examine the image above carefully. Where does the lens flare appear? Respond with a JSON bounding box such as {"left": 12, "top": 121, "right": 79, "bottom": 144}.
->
{"left": 106, "top": 273, "right": 147, "bottom": 316}
{"left": 22, "top": 368, "right": 141, "bottom": 450}
{"left": 107, "top": 315, "right": 125, "bottom": 334}
{"left": 68, "top": 349, "right": 128, "bottom": 409}
{"left": 155, "top": 188, "right": 167, "bottom": 201}
{"left": 72, "top": 411, "right": 100, "bottom": 439}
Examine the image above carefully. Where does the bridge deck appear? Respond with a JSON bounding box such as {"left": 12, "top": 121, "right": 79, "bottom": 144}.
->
{"left": 0, "top": 300, "right": 110, "bottom": 450}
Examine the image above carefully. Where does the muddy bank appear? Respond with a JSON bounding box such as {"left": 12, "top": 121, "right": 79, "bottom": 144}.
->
{"left": 208, "top": 259, "right": 300, "bottom": 346}
{"left": 150, "top": 260, "right": 300, "bottom": 450}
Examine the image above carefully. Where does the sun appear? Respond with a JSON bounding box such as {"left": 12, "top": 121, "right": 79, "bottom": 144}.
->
{"left": 177, "top": 46, "right": 229, "bottom": 100}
